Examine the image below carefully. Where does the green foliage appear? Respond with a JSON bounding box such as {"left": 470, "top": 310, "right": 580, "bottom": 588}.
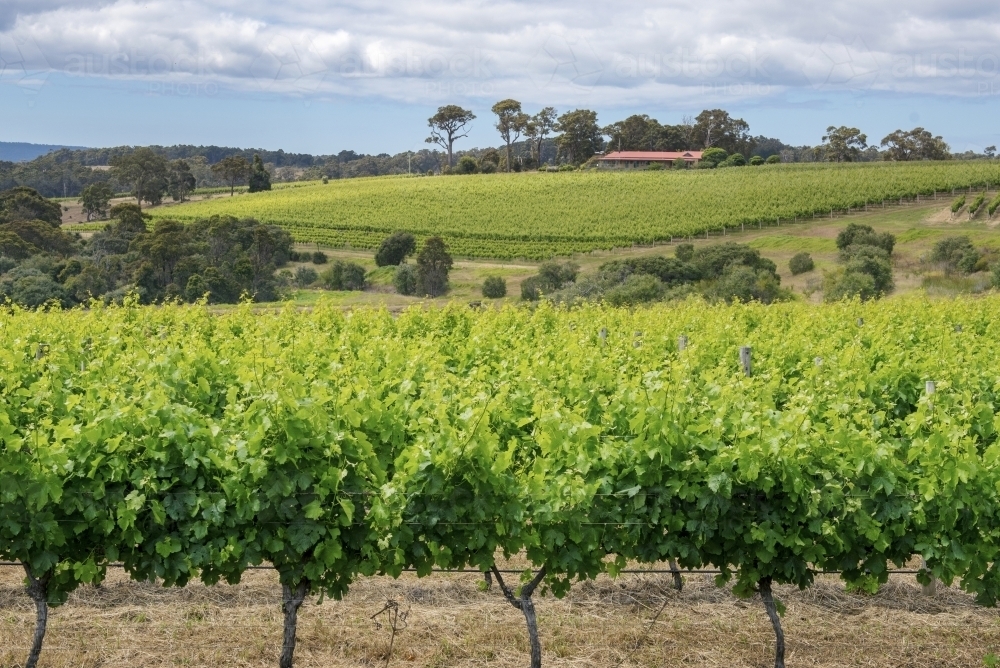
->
{"left": 700, "top": 147, "right": 728, "bottom": 167}
{"left": 604, "top": 274, "right": 665, "bottom": 305}
{"left": 0, "top": 186, "right": 63, "bottom": 226}
{"left": 481, "top": 275, "right": 507, "bottom": 298}
{"left": 166, "top": 160, "right": 196, "bottom": 202}
{"left": 690, "top": 242, "right": 778, "bottom": 280}
{"left": 836, "top": 223, "right": 895, "bottom": 255}
{"left": 766, "top": 155, "right": 781, "bottom": 164}
{"left": 825, "top": 270, "right": 877, "bottom": 301}
{"left": 931, "top": 236, "right": 981, "bottom": 274}
{"left": 454, "top": 155, "right": 479, "bottom": 174}
{"left": 109, "top": 147, "right": 169, "bottom": 207}
{"left": 247, "top": 154, "right": 272, "bottom": 193}
{"left": 521, "top": 275, "right": 542, "bottom": 301}
{"left": 374, "top": 232, "right": 417, "bottom": 267}
{"left": 707, "top": 264, "right": 788, "bottom": 303}
{"left": 145, "top": 162, "right": 1000, "bottom": 259}
{"left": 599, "top": 256, "right": 700, "bottom": 285}
{"left": 969, "top": 193, "right": 986, "bottom": 218}
{"left": 6, "top": 298, "right": 1000, "bottom": 668}
{"left": 320, "top": 260, "right": 366, "bottom": 290}
{"left": 294, "top": 266, "right": 318, "bottom": 287}
{"left": 311, "top": 251, "right": 328, "bottom": 265}
{"left": 675, "top": 243, "right": 694, "bottom": 262}
{"left": 989, "top": 193, "right": 1000, "bottom": 218}
{"left": 789, "top": 252, "right": 814, "bottom": 275}
{"left": 79, "top": 183, "right": 115, "bottom": 221}
{"left": 951, "top": 195, "right": 966, "bottom": 214}
{"left": 415, "top": 237, "right": 453, "bottom": 296}
{"left": 749, "top": 155, "right": 765, "bottom": 166}
{"left": 718, "top": 153, "right": 748, "bottom": 168}
{"left": 394, "top": 263, "right": 418, "bottom": 295}
{"left": 646, "top": 161, "right": 663, "bottom": 171}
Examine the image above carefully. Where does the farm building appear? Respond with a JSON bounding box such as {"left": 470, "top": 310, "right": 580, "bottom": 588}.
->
{"left": 598, "top": 150, "right": 703, "bottom": 169}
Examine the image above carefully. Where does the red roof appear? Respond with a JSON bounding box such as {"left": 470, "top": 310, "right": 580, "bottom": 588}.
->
{"left": 601, "top": 151, "right": 703, "bottom": 161}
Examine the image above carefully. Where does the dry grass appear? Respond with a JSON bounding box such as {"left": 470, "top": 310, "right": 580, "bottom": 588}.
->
{"left": 1, "top": 562, "right": 998, "bottom": 668}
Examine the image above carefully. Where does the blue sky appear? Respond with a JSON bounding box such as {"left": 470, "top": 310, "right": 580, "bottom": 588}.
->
{"left": 1, "top": 0, "right": 998, "bottom": 154}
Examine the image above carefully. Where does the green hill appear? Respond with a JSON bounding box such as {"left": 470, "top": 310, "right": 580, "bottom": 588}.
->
{"left": 132, "top": 161, "right": 1000, "bottom": 259}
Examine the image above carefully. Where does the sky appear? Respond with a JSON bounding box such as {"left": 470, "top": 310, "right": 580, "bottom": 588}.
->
{"left": 1, "top": 0, "right": 999, "bottom": 155}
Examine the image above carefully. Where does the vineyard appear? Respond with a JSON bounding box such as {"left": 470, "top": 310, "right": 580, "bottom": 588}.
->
{"left": 121, "top": 161, "right": 1000, "bottom": 259}
{"left": 3, "top": 296, "right": 1000, "bottom": 667}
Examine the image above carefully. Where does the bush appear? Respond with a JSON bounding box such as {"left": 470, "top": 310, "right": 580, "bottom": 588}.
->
{"left": 558, "top": 163, "right": 576, "bottom": 172}
{"left": 708, "top": 264, "right": 787, "bottom": 304}
{"left": 288, "top": 250, "right": 301, "bottom": 262}
{"left": 789, "top": 252, "right": 815, "bottom": 275}
{"left": 481, "top": 275, "right": 507, "bottom": 299}
{"left": 415, "top": 237, "right": 453, "bottom": 296}
{"left": 646, "top": 161, "right": 663, "bottom": 171}
{"left": 321, "top": 261, "right": 365, "bottom": 291}
{"left": 394, "top": 263, "right": 418, "bottom": 295}
{"left": 700, "top": 147, "right": 728, "bottom": 167}
{"left": 931, "top": 236, "right": 980, "bottom": 274}
{"left": 375, "top": 232, "right": 417, "bottom": 267}
{"left": 690, "top": 242, "right": 778, "bottom": 280}
{"left": 766, "top": 155, "right": 781, "bottom": 164}
{"left": 521, "top": 275, "right": 542, "bottom": 301}
{"left": 749, "top": 155, "right": 765, "bottom": 166}
{"left": 537, "top": 261, "right": 578, "bottom": 290}
{"left": 604, "top": 274, "right": 665, "bottom": 306}
{"left": 672, "top": 158, "right": 687, "bottom": 169}
{"left": 454, "top": 156, "right": 478, "bottom": 174}
{"left": 844, "top": 248, "right": 893, "bottom": 294}
{"left": 311, "top": 251, "right": 328, "bottom": 265}
{"left": 835, "top": 224, "right": 895, "bottom": 255}
{"left": 675, "top": 243, "right": 694, "bottom": 262}
{"left": 825, "top": 270, "right": 877, "bottom": 302}
{"left": 294, "top": 266, "right": 318, "bottom": 287}
{"left": 718, "top": 153, "right": 748, "bottom": 168}
{"left": 479, "top": 161, "right": 497, "bottom": 174}
{"left": 599, "top": 256, "right": 700, "bottom": 286}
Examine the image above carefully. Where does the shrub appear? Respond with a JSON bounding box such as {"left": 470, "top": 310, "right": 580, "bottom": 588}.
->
{"left": 766, "top": 155, "right": 781, "bottom": 164}
{"left": 700, "top": 147, "right": 728, "bottom": 167}
{"left": 675, "top": 243, "right": 694, "bottom": 262}
{"left": 845, "top": 249, "right": 893, "bottom": 294}
{"left": 825, "top": 270, "right": 877, "bottom": 301}
{"left": 931, "top": 236, "right": 980, "bottom": 274}
{"left": 599, "top": 256, "right": 700, "bottom": 285}
{"left": 394, "top": 263, "right": 418, "bottom": 295}
{"left": 835, "top": 224, "right": 895, "bottom": 255}
{"left": 481, "top": 275, "right": 507, "bottom": 299}
{"left": 322, "top": 176, "right": 329, "bottom": 184}
{"left": 605, "top": 274, "right": 665, "bottom": 306}
{"left": 951, "top": 195, "right": 966, "bottom": 215}
{"left": 454, "top": 156, "right": 478, "bottom": 174}
{"left": 294, "top": 266, "right": 318, "bottom": 287}
{"left": 691, "top": 242, "right": 778, "bottom": 280}
{"left": 537, "top": 261, "right": 579, "bottom": 290}
{"left": 708, "top": 265, "right": 787, "bottom": 304}
{"left": 749, "top": 155, "right": 765, "bottom": 166}
{"left": 646, "top": 161, "right": 663, "bottom": 171}
{"left": 415, "top": 236, "right": 453, "bottom": 296}
{"left": 789, "top": 252, "right": 815, "bottom": 275}
{"left": 479, "top": 161, "right": 497, "bottom": 174}
{"left": 375, "top": 232, "right": 417, "bottom": 267}
{"left": 321, "top": 261, "right": 365, "bottom": 291}
{"left": 521, "top": 276, "right": 542, "bottom": 301}
{"left": 718, "top": 153, "right": 748, "bottom": 168}
{"left": 288, "top": 250, "right": 301, "bottom": 262}
{"left": 311, "top": 251, "right": 328, "bottom": 265}
{"left": 672, "top": 158, "right": 687, "bottom": 169}
{"left": 558, "top": 163, "right": 576, "bottom": 172}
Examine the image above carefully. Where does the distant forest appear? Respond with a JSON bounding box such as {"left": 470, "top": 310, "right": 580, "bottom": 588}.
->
{"left": 2, "top": 105, "right": 992, "bottom": 198}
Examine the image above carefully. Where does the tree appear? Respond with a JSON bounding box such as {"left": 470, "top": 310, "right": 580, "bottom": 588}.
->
{"left": 108, "top": 147, "right": 169, "bottom": 209}
{"left": 690, "top": 109, "right": 755, "bottom": 156}
{"left": 492, "top": 100, "right": 530, "bottom": 173}
{"left": 166, "top": 160, "right": 196, "bottom": 202}
{"left": 375, "top": 231, "right": 417, "bottom": 266}
{"left": 415, "top": 236, "right": 453, "bottom": 296}
{"left": 524, "top": 107, "right": 558, "bottom": 166}
{"left": 880, "top": 127, "right": 950, "bottom": 161}
{"left": 79, "top": 183, "right": 115, "bottom": 221}
{"left": 788, "top": 252, "right": 814, "bottom": 275}
{"left": 604, "top": 115, "right": 687, "bottom": 152}
{"left": 819, "top": 126, "right": 868, "bottom": 162}
{"left": 211, "top": 155, "right": 251, "bottom": 195}
{"left": 986, "top": 146, "right": 997, "bottom": 158}
{"left": 0, "top": 186, "right": 64, "bottom": 226}
{"left": 248, "top": 153, "right": 272, "bottom": 193}
{"left": 555, "top": 109, "right": 603, "bottom": 165}
{"left": 482, "top": 275, "right": 507, "bottom": 298}
{"left": 425, "top": 105, "right": 476, "bottom": 168}
{"left": 700, "top": 147, "right": 728, "bottom": 167}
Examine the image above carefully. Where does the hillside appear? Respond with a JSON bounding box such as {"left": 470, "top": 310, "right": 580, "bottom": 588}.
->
{"left": 131, "top": 162, "right": 1000, "bottom": 259}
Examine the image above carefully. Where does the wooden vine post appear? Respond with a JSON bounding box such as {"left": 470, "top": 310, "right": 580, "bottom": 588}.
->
{"left": 739, "top": 346, "right": 752, "bottom": 377}
{"left": 921, "top": 380, "right": 938, "bottom": 596}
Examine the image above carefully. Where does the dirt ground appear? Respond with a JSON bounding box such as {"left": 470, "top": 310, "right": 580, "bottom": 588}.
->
{"left": 1, "top": 562, "right": 996, "bottom": 668}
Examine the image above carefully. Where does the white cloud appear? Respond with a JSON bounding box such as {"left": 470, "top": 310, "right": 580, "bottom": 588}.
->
{"left": 2, "top": 0, "right": 999, "bottom": 106}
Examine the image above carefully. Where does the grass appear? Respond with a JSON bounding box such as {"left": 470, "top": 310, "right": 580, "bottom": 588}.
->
{"left": 1, "top": 563, "right": 996, "bottom": 668}
{"left": 120, "top": 161, "right": 1000, "bottom": 259}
